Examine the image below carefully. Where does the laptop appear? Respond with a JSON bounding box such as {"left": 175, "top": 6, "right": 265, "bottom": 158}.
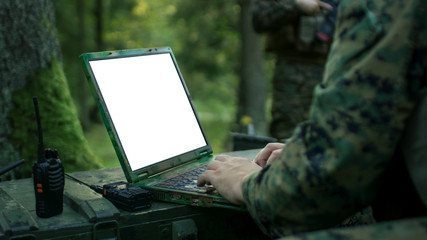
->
{"left": 79, "top": 47, "right": 244, "bottom": 210}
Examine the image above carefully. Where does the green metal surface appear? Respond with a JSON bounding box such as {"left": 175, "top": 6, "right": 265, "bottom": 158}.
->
{"left": 0, "top": 149, "right": 267, "bottom": 240}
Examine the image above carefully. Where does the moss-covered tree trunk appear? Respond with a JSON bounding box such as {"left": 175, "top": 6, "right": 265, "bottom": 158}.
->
{"left": 0, "top": 0, "right": 101, "bottom": 180}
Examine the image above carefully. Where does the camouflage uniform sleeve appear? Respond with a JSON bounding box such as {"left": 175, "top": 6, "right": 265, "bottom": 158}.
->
{"left": 252, "top": 0, "right": 299, "bottom": 33}
{"left": 243, "top": 0, "right": 427, "bottom": 238}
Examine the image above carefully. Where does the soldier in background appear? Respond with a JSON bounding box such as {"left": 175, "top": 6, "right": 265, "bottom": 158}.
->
{"left": 252, "top": 0, "right": 338, "bottom": 140}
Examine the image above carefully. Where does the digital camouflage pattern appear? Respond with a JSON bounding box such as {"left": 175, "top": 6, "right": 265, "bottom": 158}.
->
{"left": 252, "top": 0, "right": 332, "bottom": 140}
{"left": 244, "top": 0, "right": 427, "bottom": 238}
{"left": 270, "top": 60, "right": 324, "bottom": 139}
{"left": 280, "top": 217, "right": 427, "bottom": 240}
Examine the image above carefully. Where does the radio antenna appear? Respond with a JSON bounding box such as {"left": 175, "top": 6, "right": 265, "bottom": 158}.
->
{"left": 33, "top": 97, "right": 45, "bottom": 163}
{"left": 0, "top": 159, "right": 25, "bottom": 177}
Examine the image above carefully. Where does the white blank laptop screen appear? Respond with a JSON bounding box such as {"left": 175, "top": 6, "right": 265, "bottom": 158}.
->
{"left": 89, "top": 53, "right": 207, "bottom": 171}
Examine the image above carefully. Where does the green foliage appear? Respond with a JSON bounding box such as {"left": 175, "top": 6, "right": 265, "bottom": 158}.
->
{"left": 85, "top": 124, "right": 117, "bottom": 168}
{"left": 101, "top": 0, "right": 241, "bottom": 105}
{"left": 10, "top": 59, "right": 102, "bottom": 177}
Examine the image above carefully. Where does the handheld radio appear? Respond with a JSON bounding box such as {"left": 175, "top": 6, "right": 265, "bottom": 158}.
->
{"left": 32, "top": 97, "right": 65, "bottom": 218}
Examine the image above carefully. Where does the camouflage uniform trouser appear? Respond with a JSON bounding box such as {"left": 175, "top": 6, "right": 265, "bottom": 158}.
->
{"left": 270, "top": 58, "right": 324, "bottom": 140}
{"left": 279, "top": 216, "right": 427, "bottom": 240}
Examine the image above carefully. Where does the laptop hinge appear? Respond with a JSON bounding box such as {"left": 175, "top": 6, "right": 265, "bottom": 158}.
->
{"left": 134, "top": 172, "right": 148, "bottom": 183}
{"left": 199, "top": 150, "right": 210, "bottom": 158}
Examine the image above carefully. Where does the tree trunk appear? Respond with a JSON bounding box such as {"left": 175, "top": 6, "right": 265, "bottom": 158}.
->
{"left": 76, "top": 0, "right": 91, "bottom": 129}
{"left": 237, "top": 0, "right": 267, "bottom": 136}
{"left": 0, "top": 0, "right": 101, "bottom": 180}
{"left": 95, "top": 0, "right": 104, "bottom": 50}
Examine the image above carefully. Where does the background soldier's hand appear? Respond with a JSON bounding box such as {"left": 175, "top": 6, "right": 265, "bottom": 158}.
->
{"left": 296, "top": 0, "right": 332, "bottom": 15}
{"left": 254, "top": 143, "right": 286, "bottom": 167}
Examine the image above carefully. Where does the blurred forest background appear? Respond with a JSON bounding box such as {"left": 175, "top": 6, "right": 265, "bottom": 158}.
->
{"left": 52, "top": 0, "right": 274, "bottom": 168}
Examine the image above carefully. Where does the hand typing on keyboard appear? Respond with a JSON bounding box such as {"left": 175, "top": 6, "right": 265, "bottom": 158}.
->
{"left": 197, "top": 155, "right": 261, "bottom": 205}
{"left": 154, "top": 163, "right": 218, "bottom": 194}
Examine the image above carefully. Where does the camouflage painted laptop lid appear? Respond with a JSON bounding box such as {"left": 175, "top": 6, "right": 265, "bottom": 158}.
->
{"left": 79, "top": 47, "right": 213, "bottom": 184}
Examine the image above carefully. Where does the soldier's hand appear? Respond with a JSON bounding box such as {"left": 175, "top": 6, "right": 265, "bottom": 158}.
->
{"left": 197, "top": 155, "right": 261, "bottom": 205}
{"left": 296, "top": 0, "right": 332, "bottom": 15}
{"left": 254, "top": 143, "right": 285, "bottom": 167}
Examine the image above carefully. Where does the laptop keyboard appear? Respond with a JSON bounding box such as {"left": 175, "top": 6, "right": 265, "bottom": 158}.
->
{"left": 154, "top": 163, "right": 216, "bottom": 194}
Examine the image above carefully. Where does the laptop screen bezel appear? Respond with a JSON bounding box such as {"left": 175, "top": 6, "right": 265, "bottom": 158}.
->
{"left": 79, "top": 47, "right": 213, "bottom": 183}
